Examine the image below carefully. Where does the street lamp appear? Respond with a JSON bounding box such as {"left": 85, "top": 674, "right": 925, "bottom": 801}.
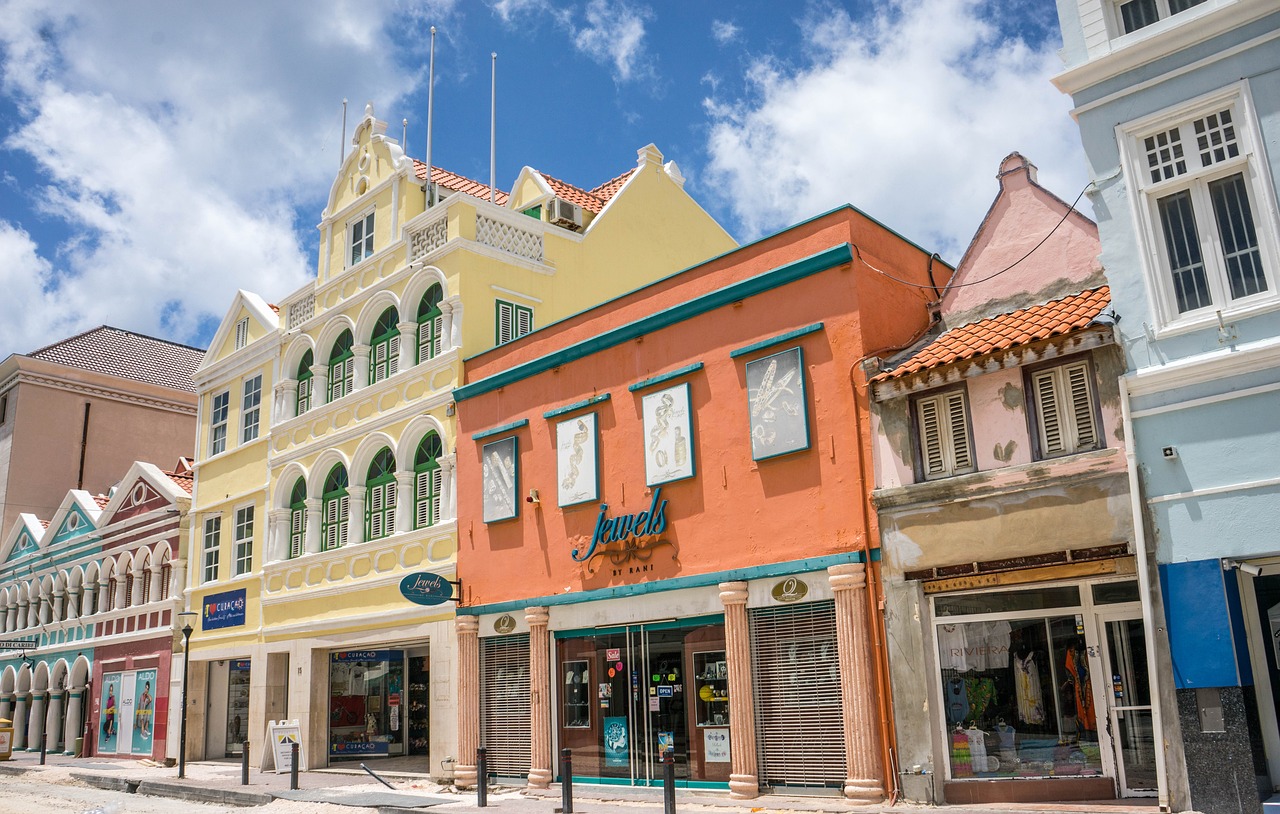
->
{"left": 177, "top": 611, "right": 198, "bottom": 779}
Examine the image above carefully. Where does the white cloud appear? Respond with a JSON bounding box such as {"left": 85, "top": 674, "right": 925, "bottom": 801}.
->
{"left": 711, "top": 19, "right": 740, "bottom": 45}
{"left": 0, "top": 1, "right": 443, "bottom": 357}
{"left": 570, "top": 0, "right": 654, "bottom": 83}
{"left": 703, "top": 0, "right": 1087, "bottom": 260}
{"left": 0, "top": 221, "right": 63, "bottom": 354}
{"left": 491, "top": 0, "right": 547, "bottom": 23}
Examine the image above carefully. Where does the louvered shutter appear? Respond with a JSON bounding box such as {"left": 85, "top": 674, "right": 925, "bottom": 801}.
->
{"left": 338, "top": 495, "right": 350, "bottom": 547}
{"left": 415, "top": 471, "right": 432, "bottom": 528}
{"left": 750, "top": 601, "right": 845, "bottom": 789}
{"left": 431, "top": 469, "right": 443, "bottom": 523}
{"left": 1065, "top": 362, "right": 1098, "bottom": 451}
{"left": 388, "top": 335, "right": 400, "bottom": 376}
{"left": 1033, "top": 369, "right": 1065, "bottom": 455}
{"left": 290, "top": 508, "right": 305, "bottom": 558}
{"left": 945, "top": 392, "right": 973, "bottom": 471}
{"left": 372, "top": 342, "right": 387, "bottom": 383}
{"left": 917, "top": 397, "right": 945, "bottom": 476}
{"left": 369, "top": 484, "right": 385, "bottom": 539}
{"left": 516, "top": 307, "right": 533, "bottom": 338}
{"left": 497, "top": 302, "right": 514, "bottom": 344}
{"left": 432, "top": 316, "right": 443, "bottom": 356}
{"left": 297, "top": 378, "right": 311, "bottom": 414}
{"left": 324, "top": 498, "right": 339, "bottom": 550}
{"left": 481, "top": 634, "right": 532, "bottom": 779}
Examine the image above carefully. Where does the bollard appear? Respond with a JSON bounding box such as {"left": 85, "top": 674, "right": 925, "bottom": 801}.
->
{"left": 560, "top": 748, "right": 573, "bottom": 814}
{"left": 662, "top": 747, "right": 676, "bottom": 814}
{"left": 477, "top": 747, "right": 488, "bottom": 808}
{"left": 242, "top": 741, "right": 250, "bottom": 785}
{"left": 290, "top": 742, "right": 300, "bottom": 791}
{"left": 40, "top": 731, "right": 47, "bottom": 765}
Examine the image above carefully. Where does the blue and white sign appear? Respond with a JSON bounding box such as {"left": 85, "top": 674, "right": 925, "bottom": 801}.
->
{"left": 398, "top": 571, "right": 455, "bottom": 606}
{"left": 203, "top": 588, "right": 247, "bottom": 630}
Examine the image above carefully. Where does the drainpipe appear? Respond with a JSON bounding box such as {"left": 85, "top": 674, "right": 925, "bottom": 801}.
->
{"left": 1119, "top": 372, "right": 1170, "bottom": 810}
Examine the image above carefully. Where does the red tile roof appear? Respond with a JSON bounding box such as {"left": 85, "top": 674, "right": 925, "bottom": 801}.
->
{"left": 536, "top": 170, "right": 627, "bottom": 214}
{"left": 27, "top": 326, "right": 205, "bottom": 393}
{"left": 878, "top": 287, "right": 1111, "bottom": 381}
{"left": 93, "top": 495, "right": 111, "bottom": 510}
{"left": 589, "top": 169, "right": 635, "bottom": 204}
{"left": 166, "top": 471, "right": 194, "bottom": 495}
{"left": 413, "top": 161, "right": 510, "bottom": 206}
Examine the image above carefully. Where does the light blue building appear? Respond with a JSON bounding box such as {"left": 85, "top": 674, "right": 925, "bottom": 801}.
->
{"left": 1054, "top": 1, "right": 1280, "bottom": 812}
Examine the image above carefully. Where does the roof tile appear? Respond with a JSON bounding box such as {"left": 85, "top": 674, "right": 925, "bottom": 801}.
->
{"left": 27, "top": 326, "right": 205, "bottom": 393}
{"left": 413, "top": 161, "right": 510, "bottom": 206}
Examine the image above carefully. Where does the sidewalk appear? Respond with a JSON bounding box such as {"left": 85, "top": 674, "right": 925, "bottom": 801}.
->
{"left": 0, "top": 748, "right": 1167, "bottom": 814}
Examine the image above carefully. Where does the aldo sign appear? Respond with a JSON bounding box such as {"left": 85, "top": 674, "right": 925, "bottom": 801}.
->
{"left": 573, "top": 488, "right": 669, "bottom": 562}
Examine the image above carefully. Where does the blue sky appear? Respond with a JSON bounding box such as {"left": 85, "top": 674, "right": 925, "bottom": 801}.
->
{"left": 0, "top": 0, "right": 1084, "bottom": 359}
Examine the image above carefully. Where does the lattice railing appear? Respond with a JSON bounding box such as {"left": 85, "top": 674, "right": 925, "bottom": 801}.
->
{"left": 286, "top": 294, "right": 315, "bottom": 329}
{"left": 476, "top": 215, "right": 545, "bottom": 263}
{"left": 409, "top": 217, "right": 449, "bottom": 263}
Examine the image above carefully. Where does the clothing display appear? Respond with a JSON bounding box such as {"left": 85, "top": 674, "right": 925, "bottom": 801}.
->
{"left": 1014, "top": 653, "right": 1045, "bottom": 724}
{"left": 1064, "top": 645, "right": 1096, "bottom": 731}
{"left": 963, "top": 676, "right": 997, "bottom": 721}
{"left": 946, "top": 677, "right": 969, "bottom": 724}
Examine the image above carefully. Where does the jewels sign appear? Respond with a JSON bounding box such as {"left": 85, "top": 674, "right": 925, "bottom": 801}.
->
{"left": 399, "top": 571, "right": 456, "bottom": 606}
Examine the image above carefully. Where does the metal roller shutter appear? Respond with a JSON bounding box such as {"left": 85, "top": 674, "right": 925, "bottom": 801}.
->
{"left": 750, "top": 600, "right": 845, "bottom": 789}
{"left": 480, "top": 634, "right": 531, "bottom": 779}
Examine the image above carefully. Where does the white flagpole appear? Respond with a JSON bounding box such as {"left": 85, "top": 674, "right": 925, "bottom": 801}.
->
{"left": 425, "top": 26, "right": 437, "bottom": 206}
{"left": 490, "top": 52, "right": 497, "bottom": 205}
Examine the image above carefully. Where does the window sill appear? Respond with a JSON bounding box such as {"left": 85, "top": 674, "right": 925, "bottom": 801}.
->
{"left": 1149, "top": 297, "right": 1280, "bottom": 341}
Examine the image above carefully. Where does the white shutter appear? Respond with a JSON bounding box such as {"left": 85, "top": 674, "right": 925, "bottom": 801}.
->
{"left": 516, "top": 307, "right": 532, "bottom": 338}
{"left": 290, "top": 508, "right": 305, "bottom": 558}
{"left": 750, "top": 601, "right": 845, "bottom": 789}
{"left": 497, "top": 302, "right": 514, "bottom": 344}
{"left": 1065, "top": 362, "right": 1098, "bottom": 451}
{"left": 481, "top": 634, "right": 531, "bottom": 779}
{"left": 388, "top": 335, "right": 400, "bottom": 376}
{"left": 917, "top": 397, "right": 945, "bottom": 476}
{"left": 297, "top": 378, "right": 311, "bottom": 413}
{"left": 415, "top": 471, "right": 431, "bottom": 528}
{"left": 338, "top": 495, "right": 350, "bottom": 547}
{"left": 372, "top": 342, "right": 387, "bottom": 383}
{"left": 945, "top": 392, "right": 972, "bottom": 471}
{"left": 432, "top": 316, "right": 443, "bottom": 356}
{"left": 369, "top": 484, "right": 385, "bottom": 539}
{"left": 431, "top": 469, "right": 443, "bottom": 524}
{"left": 324, "top": 498, "right": 339, "bottom": 550}
{"left": 386, "top": 480, "right": 397, "bottom": 513}
{"left": 1033, "top": 369, "right": 1065, "bottom": 455}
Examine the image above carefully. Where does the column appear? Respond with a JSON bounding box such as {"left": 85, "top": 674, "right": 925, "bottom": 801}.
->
{"left": 441, "top": 455, "right": 457, "bottom": 522}
{"left": 353, "top": 343, "right": 371, "bottom": 390}
{"left": 829, "top": 563, "right": 884, "bottom": 803}
{"left": 440, "top": 300, "right": 457, "bottom": 352}
{"left": 63, "top": 687, "right": 84, "bottom": 754}
{"left": 268, "top": 509, "right": 290, "bottom": 561}
{"left": 149, "top": 567, "right": 163, "bottom": 604}
{"left": 455, "top": 615, "right": 480, "bottom": 789}
{"left": 26, "top": 692, "right": 46, "bottom": 751}
{"left": 394, "top": 472, "right": 415, "bottom": 534}
{"left": 310, "top": 364, "right": 328, "bottom": 407}
{"left": 304, "top": 499, "right": 322, "bottom": 554}
{"left": 277, "top": 381, "right": 299, "bottom": 421}
{"left": 526, "top": 607, "right": 552, "bottom": 789}
{"left": 0, "top": 691, "right": 12, "bottom": 722}
{"left": 397, "top": 320, "right": 418, "bottom": 370}
{"left": 348, "top": 490, "right": 366, "bottom": 546}
{"left": 45, "top": 690, "right": 64, "bottom": 752}
{"left": 719, "top": 581, "right": 759, "bottom": 799}
{"left": 12, "top": 692, "right": 29, "bottom": 749}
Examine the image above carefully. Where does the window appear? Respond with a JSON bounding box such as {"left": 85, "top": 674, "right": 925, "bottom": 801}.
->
{"left": 1114, "top": 0, "right": 1206, "bottom": 35}
{"left": 496, "top": 300, "right": 533, "bottom": 345}
{"left": 366, "top": 448, "right": 397, "bottom": 541}
{"left": 241, "top": 374, "right": 262, "bottom": 443}
{"left": 321, "top": 464, "right": 350, "bottom": 551}
{"left": 296, "top": 350, "right": 314, "bottom": 415}
{"left": 1126, "top": 89, "right": 1278, "bottom": 325}
{"left": 369, "top": 307, "right": 400, "bottom": 385}
{"left": 417, "top": 284, "right": 444, "bottom": 363}
{"left": 913, "top": 388, "right": 974, "bottom": 480}
{"left": 209, "top": 391, "right": 230, "bottom": 456}
{"left": 234, "top": 317, "right": 249, "bottom": 350}
{"left": 233, "top": 506, "right": 254, "bottom": 575}
{"left": 415, "top": 432, "right": 444, "bottom": 529}
{"left": 350, "top": 210, "right": 375, "bottom": 266}
{"left": 328, "top": 330, "right": 355, "bottom": 402}
{"left": 202, "top": 516, "right": 221, "bottom": 583}
{"left": 289, "top": 478, "right": 307, "bottom": 559}
{"left": 0, "top": 393, "right": 7, "bottom": 424}
{"left": 1028, "top": 359, "right": 1101, "bottom": 459}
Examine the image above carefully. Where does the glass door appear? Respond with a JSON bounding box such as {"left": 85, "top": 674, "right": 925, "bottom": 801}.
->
{"left": 1097, "top": 611, "right": 1157, "bottom": 796}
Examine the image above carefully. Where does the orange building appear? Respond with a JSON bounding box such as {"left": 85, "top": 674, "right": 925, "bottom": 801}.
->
{"left": 451, "top": 206, "right": 952, "bottom": 800}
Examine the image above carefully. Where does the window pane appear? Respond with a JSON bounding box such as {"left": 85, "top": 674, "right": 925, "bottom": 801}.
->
{"left": 1168, "top": 0, "right": 1207, "bottom": 13}
{"left": 1157, "top": 190, "right": 1211, "bottom": 313}
{"left": 1092, "top": 581, "right": 1140, "bottom": 605}
{"left": 1119, "top": 0, "right": 1159, "bottom": 33}
{"left": 935, "top": 586, "right": 1081, "bottom": 616}
{"left": 1209, "top": 173, "right": 1266, "bottom": 301}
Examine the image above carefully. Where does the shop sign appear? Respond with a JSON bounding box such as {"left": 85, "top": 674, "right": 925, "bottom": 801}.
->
{"left": 0, "top": 638, "right": 37, "bottom": 650}
{"left": 231, "top": 659, "right": 251, "bottom": 672}
{"left": 203, "top": 588, "right": 247, "bottom": 630}
{"left": 494, "top": 615, "right": 517, "bottom": 634}
{"left": 266, "top": 719, "right": 304, "bottom": 774}
{"left": 398, "top": 571, "right": 456, "bottom": 606}
{"left": 331, "top": 740, "right": 389, "bottom": 756}
{"left": 574, "top": 488, "right": 669, "bottom": 563}
{"left": 331, "top": 649, "right": 400, "bottom": 663}
{"left": 771, "top": 577, "right": 809, "bottom": 603}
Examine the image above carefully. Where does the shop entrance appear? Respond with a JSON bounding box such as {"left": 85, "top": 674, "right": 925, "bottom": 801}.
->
{"left": 556, "top": 617, "right": 728, "bottom": 787}
{"left": 1096, "top": 610, "right": 1157, "bottom": 796}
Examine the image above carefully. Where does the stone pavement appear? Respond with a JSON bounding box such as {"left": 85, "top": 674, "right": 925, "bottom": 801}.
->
{"left": 0, "top": 749, "right": 1167, "bottom": 814}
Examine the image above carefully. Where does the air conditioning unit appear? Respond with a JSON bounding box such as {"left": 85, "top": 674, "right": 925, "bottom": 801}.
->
{"left": 546, "top": 197, "right": 583, "bottom": 230}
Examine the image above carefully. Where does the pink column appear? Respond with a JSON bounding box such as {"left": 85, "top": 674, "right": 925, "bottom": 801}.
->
{"left": 719, "top": 581, "right": 759, "bottom": 799}
{"left": 829, "top": 562, "right": 884, "bottom": 802}
{"left": 455, "top": 615, "right": 480, "bottom": 789}
{"left": 526, "top": 607, "right": 552, "bottom": 789}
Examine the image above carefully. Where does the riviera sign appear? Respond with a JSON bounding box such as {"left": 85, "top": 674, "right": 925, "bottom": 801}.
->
{"left": 573, "top": 488, "right": 669, "bottom": 562}
{"left": 399, "top": 571, "right": 458, "bottom": 606}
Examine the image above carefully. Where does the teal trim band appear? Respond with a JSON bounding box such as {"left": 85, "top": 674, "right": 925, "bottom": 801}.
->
{"left": 471, "top": 418, "right": 529, "bottom": 441}
{"left": 459, "top": 550, "right": 866, "bottom": 616}
{"left": 455, "top": 244, "right": 854, "bottom": 402}
{"left": 555, "top": 613, "right": 725, "bottom": 639}
{"left": 730, "top": 323, "right": 825, "bottom": 358}
{"left": 543, "top": 393, "right": 611, "bottom": 419}
{"left": 627, "top": 363, "right": 704, "bottom": 393}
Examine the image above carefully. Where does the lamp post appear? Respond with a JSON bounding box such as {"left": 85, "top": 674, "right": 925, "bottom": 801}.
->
{"left": 177, "top": 611, "right": 198, "bottom": 779}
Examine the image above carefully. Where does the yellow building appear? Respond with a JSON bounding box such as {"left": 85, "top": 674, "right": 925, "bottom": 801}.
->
{"left": 183, "top": 104, "right": 735, "bottom": 771}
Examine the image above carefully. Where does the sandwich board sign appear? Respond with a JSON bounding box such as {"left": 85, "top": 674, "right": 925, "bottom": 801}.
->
{"left": 264, "top": 719, "right": 304, "bottom": 773}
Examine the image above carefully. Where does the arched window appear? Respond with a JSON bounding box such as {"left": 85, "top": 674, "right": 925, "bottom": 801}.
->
{"left": 417, "top": 284, "right": 444, "bottom": 363}
{"left": 366, "top": 449, "right": 397, "bottom": 540}
{"left": 321, "top": 464, "right": 349, "bottom": 551}
{"left": 289, "top": 478, "right": 307, "bottom": 559}
{"left": 328, "top": 330, "right": 355, "bottom": 402}
{"left": 369, "top": 308, "right": 400, "bottom": 384}
{"left": 296, "top": 350, "right": 314, "bottom": 415}
{"left": 415, "top": 433, "right": 444, "bottom": 529}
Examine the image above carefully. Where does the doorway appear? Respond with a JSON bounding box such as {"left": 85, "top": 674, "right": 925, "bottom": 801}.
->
{"left": 1096, "top": 610, "right": 1157, "bottom": 796}
{"left": 556, "top": 617, "right": 727, "bottom": 786}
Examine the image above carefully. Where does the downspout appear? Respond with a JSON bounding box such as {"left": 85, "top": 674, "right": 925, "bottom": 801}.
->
{"left": 76, "top": 402, "right": 91, "bottom": 490}
{"left": 1119, "top": 372, "right": 1170, "bottom": 809}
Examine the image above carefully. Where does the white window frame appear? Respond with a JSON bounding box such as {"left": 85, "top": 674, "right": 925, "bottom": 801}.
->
{"left": 1104, "top": 0, "right": 1210, "bottom": 40}
{"left": 913, "top": 387, "right": 975, "bottom": 481}
{"left": 241, "top": 374, "right": 262, "bottom": 443}
{"left": 202, "top": 516, "right": 221, "bottom": 583}
{"left": 233, "top": 504, "right": 254, "bottom": 576}
{"left": 1027, "top": 358, "right": 1103, "bottom": 460}
{"left": 234, "top": 317, "right": 249, "bottom": 350}
{"left": 349, "top": 209, "right": 375, "bottom": 267}
{"left": 496, "top": 299, "right": 534, "bottom": 345}
{"left": 209, "top": 390, "right": 230, "bottom": 456}
{"left": 1120, "top": 83, "right": 1280, "bottom": 334}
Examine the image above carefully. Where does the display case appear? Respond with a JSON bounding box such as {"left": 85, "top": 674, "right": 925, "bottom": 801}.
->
{"left": 693, "top": 651, "right": 728, "bottom": 727}
{"left": 563, "top": 659, "right": 590, "bottom": 728}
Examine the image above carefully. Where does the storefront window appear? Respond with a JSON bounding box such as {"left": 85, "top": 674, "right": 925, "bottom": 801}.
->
{"left": 329, "top": 650, "right": 405, "bottom": 758}
{"left": 226, "top": 660, "right": 250, "bottom": 756}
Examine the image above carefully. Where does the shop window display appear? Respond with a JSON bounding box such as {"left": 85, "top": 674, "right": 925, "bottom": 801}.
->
{"left": 329, "top": 650, "right": 405, "bottom": 758}
{"left": 936, "top": 612, "right": 1102, "bottom": 780}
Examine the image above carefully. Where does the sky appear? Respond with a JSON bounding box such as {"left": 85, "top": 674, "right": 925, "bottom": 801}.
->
{"left": 0, "top": 0, "right": 1086, "bottom": 359}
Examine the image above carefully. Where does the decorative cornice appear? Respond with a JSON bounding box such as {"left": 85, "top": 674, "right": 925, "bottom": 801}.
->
{"left": 2, "top": 371, "right": 195, "bottom": 415}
